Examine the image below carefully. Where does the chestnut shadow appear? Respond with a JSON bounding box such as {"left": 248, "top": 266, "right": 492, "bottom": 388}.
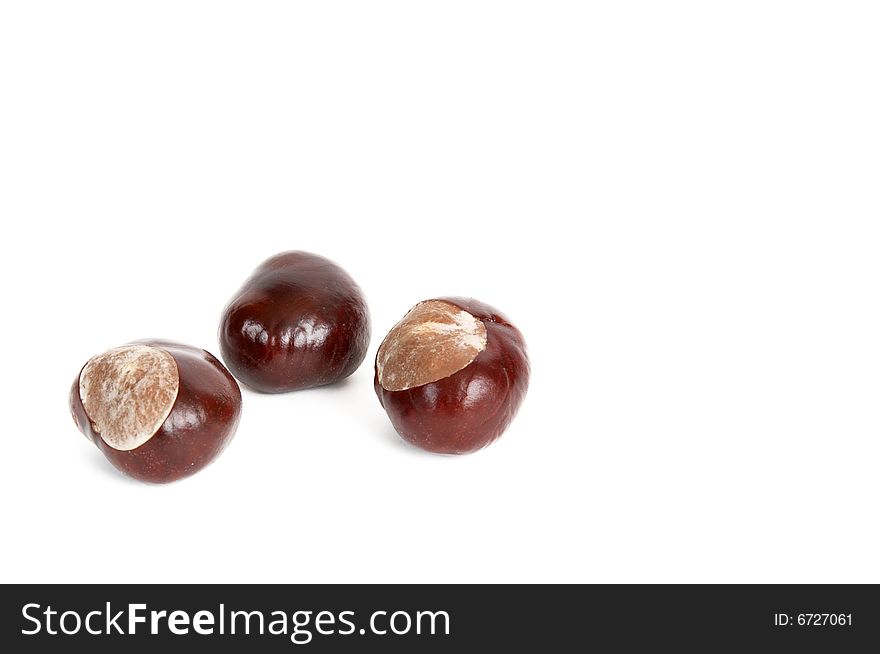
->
{"left": 301, "top": 376, "right": 356, "bottom": 394}
{"left": 375, "top": 421, "right": 449, "bottom": 458}
{"left": 81, "top": 448, "right": 139, "bottom": 485}
{"left": 237, "top": 375, "right": 356, "bottom": 396}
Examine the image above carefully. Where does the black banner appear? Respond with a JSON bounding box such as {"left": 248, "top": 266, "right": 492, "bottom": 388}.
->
{"left": 1, "top": 584, "right": 877, "bottom": 651}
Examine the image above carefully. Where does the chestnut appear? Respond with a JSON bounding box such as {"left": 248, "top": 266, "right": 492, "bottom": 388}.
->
{"left": 374, "top": 297, "right": 529, "bottom": 454}
{"left": 219, "top": 251, "right": 371, "bottom": 392}
{"left": 69, "top": 340, "right": 242, "bottom": 483}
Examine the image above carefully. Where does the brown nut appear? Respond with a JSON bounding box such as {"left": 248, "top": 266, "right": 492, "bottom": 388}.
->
{"left": 69, "top": 340, "right": 242, "bottom": 483}
{"left": 374, "top": 297, "right": 529, "bottom": 454}
{"left": 219, "top": 251, "right": 371, "bottom": 392}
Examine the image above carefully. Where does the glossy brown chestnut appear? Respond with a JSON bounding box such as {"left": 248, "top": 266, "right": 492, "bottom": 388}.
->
{"left": 69, "top": 340, "right": 242, "bottom": 483}
{"left": 374, "top": 297, "right": 529, "bottom": 454}
{"left": 219, "top": 251, "right": 371, "bottom": 392}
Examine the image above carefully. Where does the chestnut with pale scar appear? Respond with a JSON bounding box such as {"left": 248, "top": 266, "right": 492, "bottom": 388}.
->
{"left": 70, "top": 340, "right": 242, "bottom": 483}
{"left": 374, "top": 297, "right": 529, "bottom": 454}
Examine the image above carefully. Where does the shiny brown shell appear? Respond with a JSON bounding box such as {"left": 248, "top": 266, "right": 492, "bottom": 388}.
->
{"left": 219, "top": 251, "right": 371, "bottom": 393}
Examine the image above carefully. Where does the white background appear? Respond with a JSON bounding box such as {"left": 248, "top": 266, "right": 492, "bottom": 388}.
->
{"left": 1, "top": 2, "right": 878, "bottom": 584}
